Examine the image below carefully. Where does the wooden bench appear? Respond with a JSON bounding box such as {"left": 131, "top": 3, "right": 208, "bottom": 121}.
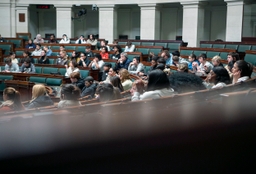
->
{"left": 4, "top": 38, "right": 24, "bottom": 48}
{"left": 0, "top": 42, "right": 14, "bottom": 56}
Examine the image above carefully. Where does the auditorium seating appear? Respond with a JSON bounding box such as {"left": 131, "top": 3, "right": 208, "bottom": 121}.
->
{"left": 0, "top": 42, "right": 14, "bottom": 55}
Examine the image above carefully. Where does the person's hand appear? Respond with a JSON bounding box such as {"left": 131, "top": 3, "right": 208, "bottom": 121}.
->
{"left": 233, "top": 70, "right": 241, "bottom": 83}
{"left": 65, "top": 64, "right": 68, "bottom": 68}
{"left": 138, "top": 72, "right": 144, "bottom": 76}
{"left": 204, "top": 65, "right": 208, "bottom": 72}
{"left": 130, "top": 62, "right": 134, "bottom": 65}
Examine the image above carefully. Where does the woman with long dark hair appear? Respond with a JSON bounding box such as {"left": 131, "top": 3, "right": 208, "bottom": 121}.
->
{"left": 0, "top": 87, "right": 24, "bottom": 112}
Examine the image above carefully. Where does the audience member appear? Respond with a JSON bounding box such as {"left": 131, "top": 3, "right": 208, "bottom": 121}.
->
{"left": 56, "top": 51, "right": 68, "bottom": 65}
{"left": 195, "top": 53, "right": 213, "bottom": 76}
{"left": 102, "top": 67, "right": 118, "bottom": 83}
{"left": 58, "top": 84, "right": 81, "bottom": 108}
{"left": 110, "top": 76, "right": 124, "bottom": 92}
{"left": 48, "top": 34, "right": 57, "bottom": 44}
{"left": 4, "top": 57, "right": 19, "bottom": 72}
{"left": 232, "top": 60, "right": 253, "bottom": 84}
{"left": 0, "top": 87, "right": 24, "bottom": 112}
{"left": 20, "top": 51, "right": 34, "bottom": 64}
{"left": 188, "top": 53, "right": 199, "bottom": 73}
{"left": 212, "top": 55, "right": 224, "bottom": 67}
{"left": 59, "top": 34, "right": 70, "bottom": 44}
{"left": 9, "top": 52, "right": 18, "bottom": 64}
{"left": 177, "top": 63, "right": 188, "bottom": 73}
{"left": 172, "top": 56, "right": 180, "bottom": 66}
{"left": 169, "top": 72, "right": 206, "bottom": 93}
{"left": 43, "top": 46, "right": 52, "bottom": 56}
{"left": 100, "top": 40, "right": 110, "bottom": 52}
{"left": 71, "top": 51, "right": 80, "bottom": 63}
{"left": 31, "top": 43, "right": 42, "bottom": 56}
{"left": 78, "top": 52, "right": 91, "bottom": 67}
{"left": 116, "top": 52, "right": 131, "bottom": 71}
{"left": 225, "top": 52, "right": 240, "bottom": 79}
{"left": 38, "top": 50, "right": 49, "bottom": 64}
{"left": 88, "top": 53, "right": 105, "bottom": 81}
{"left": 172, "top": 50, "right": 189, "bottom": 65}
{"left": 81, "top": 76, "right": 98, "bottom": 98}
{"left": 20, "top": 57, "right": 36, "bottom": 73}
{"left": 33, "top": 34, "right": 44, "bottom": 44}
{"left": 95, "top": 83, "right": 115, "bottom": 102}
{"left": 161, "top": 50, "right": 173, "bottom": 66}
{"left": 124, "top": 41, "right": 135, "bottom": 52}
{"left": 100, "top": 46, "right": 109, "bottom": 59}
{"left": 65, "top": 59, "right": 80, "bottom": 77}
{"left": 27, "top": 84, "right": 54, "bottom": 109}
{"left": 75, "top": 35, "right": 86, "bottom": 44}
{"left": 128, "top": 56, "right": 144, "bottom": 75}
{"left": 85, "top": 46, "right": 94, "bottom": 58}
{"left": 0, "top": 34, "right": 5, "bottom": 42}
{"left": 25, "top": 39, "right": 36, "bottom": 49}
{"left": 102, "top": 63, "right": 112, "bottom": 81}
{"left": 70, "top": 72, "right": 85, "bottom": 91}
{"left": 132, "top": 70, "right": 174, "bottom": 101}
{"left": 60, "top": 45, "right": 66, "bottom": 51}
{"left": 130, "top": 80, "right": 145, "bottom": 96}
{"left": 111, "top": 45, "right": 122, "bottom": 60}
{"left": 86, "top": 34, "right": 97, "bottom": 46}
{"left": 138, "top": 56, "right": 158, "bottom": 76}
{"left": 119, "top": 68, "right": 133, "bottom": 91}
{"left": 157, "top": 58, "right": 171, "bottom": 76}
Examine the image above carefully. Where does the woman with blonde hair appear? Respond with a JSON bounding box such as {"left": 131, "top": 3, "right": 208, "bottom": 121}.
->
{"left": 119, "top": 68, "right": 133, "bottom": 91}
{"left": 27, "top": 84, "right": 54, "bottom": 109}
{"left": 0, "top": 87, "right": 24, "bottom": 112}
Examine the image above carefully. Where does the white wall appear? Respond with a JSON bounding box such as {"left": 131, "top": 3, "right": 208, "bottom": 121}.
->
{"left": 29, "top": 9, "right": 38, "bottom": 39}
{"left": 210, "top": 6, "right": 226, "bottom": 41}
{"left": 0, "top": 4, "right": 11, "bottom": 37}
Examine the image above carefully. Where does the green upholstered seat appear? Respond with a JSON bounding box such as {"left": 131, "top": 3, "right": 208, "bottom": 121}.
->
{"left": 167, "top": 43, "right": 181, "bottom": 52}
{"left": 219, "top": 52, "right": 228, "bottom": 60}
{"left": 58, "top": 68, "right": 66, "bottom": 76}
{"left": 251, "top": 45, "right": 256, "bottom": 50}
{"left": 67, "top": 52, "right": 72, "bottom": 57}
{"left": 155, "top": 42, "right": 168, "bottom": 48}
{"left": 80, "top": 70, "right": 89, "bottom": 79}
{"left": 238, "top": 45, "right": 252, "bottom": 52}
{"left": 76, "top": 46, "right": 85, "bottom": 52}
{"left": 51, "top": 52, "right": 59, "bottom": 56}
{"left": 15, "top": 50, "right": 24, "bottom": 56}
{"left": 65, "top": 46, "right": 76, "bottom": 50}
{"left": 127, "top": 55, "right": 137, "bottom": 61}
{"left": 180, "top": 50, "right": 193, "bottom": 56}
{"left": 35, "top": 67, "right": 42, "bottom": 74}
{"left": 0, "top": 75, "right": 13, "bottom": 91}
{"left": 70, "top": 40, "right": 76, "bottom": 44}
{"left": 0, "top": 44, "right": 12, "bottom": 55}
{"left": 225, "top": 44, "right": 238, "bottom": 50}
{"left": 136, "top": 48, "right": 149, "bottom": 55}
{"left": 200, "top": 44, "right": 212, "bottom": 48}
{"left": 34, "top": 58, "right": 38, "bottom": 64}
{"left": 46, "top": 78, "right": 63, "bottom": 86}
{"left": 244, "top": 54, "right": 256, "bottom": 66}
{"left": 206, "top": 51, "right": 220, "bottom": 58}
{"left": 212, "top": 44, "right": 225, "bottom": 49}
{"left": 193, "top": 50, "right": 206, "bottom": 57}
{"left": 29, "top": 76, "right": 46, "bottom": 84}
{"left": 17, "top": 35, "right": 29, "bottom": 41}
{"left": 48, "top": 59, "right": 55, "bottom": 65}
{"left": 42, "top": 67, "right": 58, "bottom": 74}
{"left": 149, "top": 48, "right": 162, "bottom": 56}
{"left": 51, "top": 46, "right": 60, "bottom": 50}
{"left": 7, "top": 39, "right": 22, "bottom": 48}
{"left": 118, "top": 42, "right": 127, "bottom": 45}
{"left": 141, "top": 42, "right": 154, "bottom": 46}
{"left": 144, "top": 66, "right": 151, "bottom": 74}
{"left": 132, "top": 42, "right": 141, "bottom": 46}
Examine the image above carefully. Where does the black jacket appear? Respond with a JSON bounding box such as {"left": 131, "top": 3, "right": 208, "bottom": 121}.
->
{"left": 81, "top": 83, "right": 98, "bottom": 98}
{"left": 27, "top": 95, "right": 54, "bottom": 109}
{"left": 72, "top": 78, "right": 85, "bottom": 91}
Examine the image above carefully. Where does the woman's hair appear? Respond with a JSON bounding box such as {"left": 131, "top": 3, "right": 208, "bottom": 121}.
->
{"left": 126, "top": 41, "right": 132, "bottom": 46}
{"left": 132, "top": 80, "right": 145, "bottom": 94}
{"left": 147, "top": 69, "right": 170, "bottom": 91}
{"left": 228, "top": 52, "right": 240, "bottom": 70}
{"left": 89, "top": 34, "right": 95, "bottom": 40}
{"left": 96, "top": 83, "right": 114, "bottom": 102}
{"left": 114, "top": 45, "right": 122, "bottom": 53}
{"left": 3, "top": 87, "right": 24, "bottom": 111}
{"left": 189, "top": 53, "right": 197, "bottom": 60}
{"left": 235, "top": 60, "right": 253, "bottom": 78}
{"left": 31, "top": 84, "right": 46, "bottom": 102}
{"left": 110, "top": 76, "right": 124, "bottom": 92}
{"left": 70, "top": 59, "right": 78, "bottom": 68}
{"left": 101, "top": 46, "right": 108, "bottom": 53}
{"left": 94, "top": 53, "right": 102, "bottom": 61}
{"left": 212, "top": 55, "right": 221, "bottom": 63}
{"left": 119, "top": 68, "right": 131, "bottom": 82}
{"left": 133, "top": 57, "right": 140, "bottom": 63}
{"left": 84, "top": 76, "right": 94, "bottom": 84}
{"left": 61, "top": 84, "right": 81, "bottom": 100}
{"left": 157, "top": 58, "right": 166, "bottom": 65}
{"left": 198, "top": 53, "right": 207, "bottom": 60}
{"left": 23, "top": 50, "right": 31, "bottom": 57}
{"left": 178, "top": 63, "right": 188, "bottom": 72}
{"left": 70, "top": 71, "right": 81, "bottom": 79}
{"left": 72, "top": 51, "right": 80, "bottom": 58}
{"left": 212, "top": 66, "right": 231, "bottom": 85}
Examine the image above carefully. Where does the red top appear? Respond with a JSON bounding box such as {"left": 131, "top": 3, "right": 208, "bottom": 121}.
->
{"left": 0, "top": 106, "right": 12, "bottom": 112}
{"left": 100, "top": 52, "right": 109, "bottom": 60}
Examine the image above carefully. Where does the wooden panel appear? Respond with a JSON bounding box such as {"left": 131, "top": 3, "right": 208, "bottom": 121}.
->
{"left": 19, "top": 13, "right": 25, "bottom": 22}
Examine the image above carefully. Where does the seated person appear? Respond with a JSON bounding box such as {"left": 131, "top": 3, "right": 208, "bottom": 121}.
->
{"left": 0, "top": 87, "right": 24, "bottom": 112}
{"left": 9, "top": 52, "right": 18, "bottom": 64}
{"left": 119, "top": 68, "right": 133, "bottom": 91}
{"left": 169, "top": 72, "right": 206, "bottom": 93}
{"left": 172, "top": 56, "right": 180, "bottom": 66}
{"left": 86, "top": 34, "right": 97, "bottom": 46}
{"left": 116, "top": 52, "right": 131, "bottom": 71}
{"left": 100, "top": 40, "right": 110, "bottom": 52}
{"left": 177, "top": 63, "right": 188, "bottom": 73}
{"left": 43, "top": 46, "right": 52, "bottom": 56}
{"left": 38, "top": 50, "right": 49, "bottom": 64}
{"left": 20, "top": 50, "right": 34, "bottom": 64}
{"left": 100, "top": 46, "right": 109, "bottom": 59}
{"left": 88, "top": 54, "right": 105, "bottom": 81}
{"left": 110, "top": 76, "right": 124, "bottom": 93}
{"left": 131, "top": 70, "right": 175, "bottom": 101}
{"left": 81, "top": 76, "right": 98, "bottom": 98}
{"left": 58, "top": 84, "right": 81, "bottom": 108}
{"left": 33, "top": 34, "right": 44, "bottom": 44}
{"left": 4, "top": 57, "right": 19, "bottom": 72}
{"left": 212, "top": 55, "right": 224, "bottom": 67}
{"left": 78, "top": 52, "right": 91, "bottom": 67}
{"left": 0, "top": 34, "right": 5, "bottom": 42}
{"left": 59, "top": 34, "right": 70, "bottom": 44}
{"left": 130, "top": 79, "right": 145, "bottom": 96}
{"left": 84, "top": 46, "right": 94, "bottom": 58}
{"left": 225, "top": 52, "right": 240, "bottom": 79}
{"left": 232, "top": 60, "right": 253, "bottom": 84}
{"left": 195, "top": 53, "right": 213, "bottom": 76}
{"left": 31, "top": 43, "right": 42, "bottom": 56}
{"left": 65, "top": 60, "right": 80, "bottom": 77}
{"left": 161, "top": 50, "right": 173, "bottom": 66}
{"left": 138, "top": 56, "right": 159, "bottom": 77}
{"left": 20, "top": 57, "right": 36, "bottom": 73}
{"left": 188, "top": 53, "right": 199, "bottom": 73}
{"left": 204, "top": 66, "right": 231, "bottom": 89}
{"left": 110, "top": 45, "right": 122, "bottom": 60}
{"left": 75, "top": 35, "right": 86, "bottom": 44}
{"left": 157, "top": 58, "right": 171, "bottom": 76}
{"left": 60, "top": 45, "right": 66, "bottom": 51}
{"left": 48, "top": 34, "right": 57, "bottom": 44}
{"left": 124, "top": 41, "right": 135, "bottom": 52}
{"left": 102, "top": 66, "right": 118, "bottom": 84}
{"left": 71, "top": 51, "right": 80, "bottom": 62}
{"left": 70, "top": 72, "right": 85, "bottom": 91}
{"left": 110, "top": 41, "right": 119, "bottom": 51}
{"left": 56, "top": 51, "right": 68, "bottom": 65}
{"left": 25, "top": 39, "right": 36, "bottom": 49}
{"left": 27, "top": 84, "right": 54, "bottom": 109}
{"left": 95, "top": 83, "right": 115, "bottom": 102}
{"left": 172, "top": 50, "right": 189, "bottom": 65}
{"left": 102, "top": 63, "right": 112, "bottom": 82}
{"left": 128, "top": 57, "right": 144, "bottom": 75}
